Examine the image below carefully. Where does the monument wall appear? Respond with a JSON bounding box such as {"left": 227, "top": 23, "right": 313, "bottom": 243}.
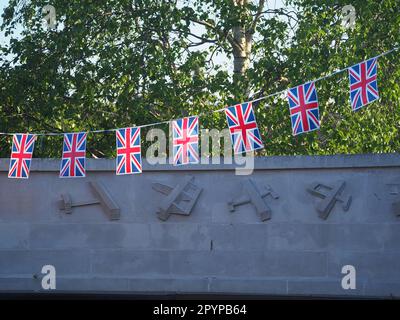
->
{"left": 0, "top": 154, "right": 399, "bottom": 297}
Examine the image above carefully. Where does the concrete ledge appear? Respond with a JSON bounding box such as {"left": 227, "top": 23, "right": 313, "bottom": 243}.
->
{"left": 0, "top": 153, "right": 399, "bottom": 172}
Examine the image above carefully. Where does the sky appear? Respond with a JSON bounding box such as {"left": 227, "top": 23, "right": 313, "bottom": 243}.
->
{"left": 0, "top": 0, "right": 10, "bottom": 46}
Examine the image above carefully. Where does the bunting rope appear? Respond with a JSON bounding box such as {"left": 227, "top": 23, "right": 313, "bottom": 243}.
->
{"left": 1, "top": 46, "right": 399, "bottom": 137}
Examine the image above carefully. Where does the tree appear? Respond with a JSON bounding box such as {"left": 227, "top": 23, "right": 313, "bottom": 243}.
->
{"left": 0, "top": 0, "right": 399, "bottom": 158}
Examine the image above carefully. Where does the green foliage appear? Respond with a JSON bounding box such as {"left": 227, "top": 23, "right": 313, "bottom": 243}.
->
{"left": 0, "top": 0, "right": 399, "bottom": 158}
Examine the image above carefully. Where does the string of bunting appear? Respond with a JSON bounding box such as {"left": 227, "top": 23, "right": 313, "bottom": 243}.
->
{"left": 3, "top": 46, "right": 399, "bottom": 179}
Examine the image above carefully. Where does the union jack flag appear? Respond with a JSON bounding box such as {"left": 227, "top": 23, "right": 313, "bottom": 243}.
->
{"left": 172, "top": 116, "right": 199, "bottom": 165}
{"left": 287, "top": 81, "right": 320, "bottom": 136}
{"left": 60, "top": 132, "right": 87, "bottom": 178}
{"left": 348, "top": 58, "right": 379, "bottom": 111}
{"left": 224, "top": 102, "right": 263, "bottom": 154}
{"left": 116, "top": 127, "right": 142, "bottom": 175}
{"left": 8, "top": 134, "right": 36, "bottom": 179}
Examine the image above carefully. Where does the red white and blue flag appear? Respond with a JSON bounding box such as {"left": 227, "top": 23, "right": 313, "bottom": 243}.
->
{"left": 224, "top": 102, "right": 263, "bottom": 154}
{"left": 116, "top": 127, "right": 142, "bottom": 175}
{"left": 60, "top": 132, "right": 87, "bottom": 178}
{"left": 287, "top": 81, "right": 320, "bottom": 135}
{"left": 348, "top": 58, "right": 379, "bottom": 111}
{"left": 8, "top": 134, "right": 36, "bottom": 179}
{"left": 172, "top": 116, "right": 199, "bottom": 165}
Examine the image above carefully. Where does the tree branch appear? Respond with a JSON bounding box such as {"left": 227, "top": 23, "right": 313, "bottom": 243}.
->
{"left": 188, "top": 18, "right": 239, "bottom": 50}
{"left": 249, "top": 0, "right": 266, "bottom": 34}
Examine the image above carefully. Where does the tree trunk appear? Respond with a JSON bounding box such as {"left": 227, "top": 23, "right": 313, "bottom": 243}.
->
{"left": 232, "top": 26, "right": 253, "bottom": 75}
{"left": 231, "top": 0, "right": 266, "bottom": 99}
{"left": 232, "top": 0, "right": 252, "bottom": 76}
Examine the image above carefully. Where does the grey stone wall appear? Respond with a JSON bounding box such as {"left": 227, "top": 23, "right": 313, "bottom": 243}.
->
{"left": 0, "top": 154, "right": 399, "bottom": 297}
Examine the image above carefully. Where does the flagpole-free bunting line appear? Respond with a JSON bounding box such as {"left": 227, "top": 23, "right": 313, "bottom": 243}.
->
{"left": 2, "top": 46, "right": 399, "bottom": 179}
{"left": 248, "top": 46, "right": 399, "bottom": 106}
{"left": 59, "top": 132, "right": 87, "bottom": 178}
{"left": 225, "top": 102, "right": 264, "bottom": 154}
{"left": 1, "top": 46, "right": 398, "bottom": 137}
{"left": 8, "top": 133, "right": 35, "bottom": 179}
{"left": 172, "top": 116, "right": 199, "bottom": 165}
{"left": 116, "top": 127, "right": 142, "bottom": 175}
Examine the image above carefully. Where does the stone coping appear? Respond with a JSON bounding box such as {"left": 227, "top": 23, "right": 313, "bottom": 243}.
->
{"left": 1, "top": 153, "right": 399, "bottom": 171}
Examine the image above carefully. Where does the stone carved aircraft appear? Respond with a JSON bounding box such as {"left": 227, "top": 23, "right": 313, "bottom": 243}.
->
{"left": 307, "top": 180, "right": 352, "bottom": 220}
{"left": 58, "top": 181, "right": 120, "bottom": 220}
{"left": 228, "top": 178, "right": 279, "bottom": 222}
{"left": 151, "top": 175, "right": 202, "bottom": 221}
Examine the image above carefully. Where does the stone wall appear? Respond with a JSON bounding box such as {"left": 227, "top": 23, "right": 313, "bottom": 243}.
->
{"left": 0, "top": 154, "right": 399, "bottom": 297}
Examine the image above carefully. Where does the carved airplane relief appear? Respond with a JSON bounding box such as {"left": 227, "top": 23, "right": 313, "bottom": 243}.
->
{"left": 228, "top": 178, "right": 279, "bottom": 222}
{"left": 57, "top": 181, "right": 120, "bottom": 220}
{"left": 152, "top": 175, "right": 202, "bottom": 221}
{"left": 307, "top": 180, "right": 352, "bottom": 220}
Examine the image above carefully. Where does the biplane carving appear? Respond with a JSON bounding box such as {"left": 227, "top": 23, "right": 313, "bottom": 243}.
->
{"left": 151, "top": 175, "right": 202, "bottom": 221}
{"left": 57, "top": 181, "right": 120, "bottom": 220}
{"left": 307, "top": 180, "right": 352, "bottom": 220}
{"left": 228, "top": 179, "right": 279, "bottom": 222}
